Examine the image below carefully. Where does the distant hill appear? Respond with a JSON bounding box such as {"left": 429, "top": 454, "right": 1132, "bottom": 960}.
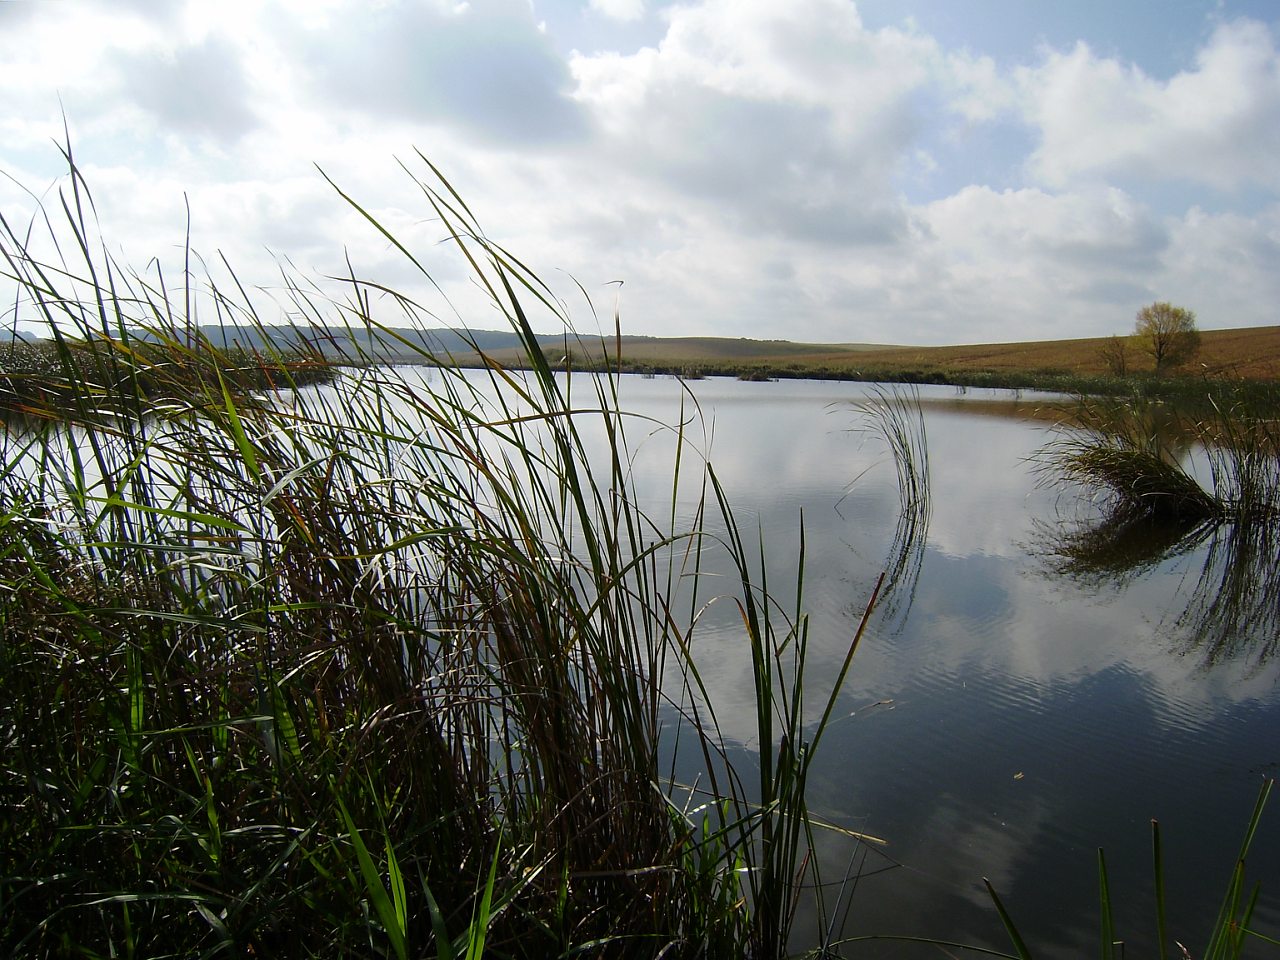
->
{"left": 18, "top": 323, "right": 1280, "bottom": 382}
{"left": 121, "top": 325, "right": 892, "bottom": 368}
{"left": 518, "top": 326, "right": 1280, "bottom": 381}
{"left": 814, "top": 326, "right": 1280, "bottom": 381}
{"left": 151, "top": 324, "right": 526, "bottom": 361}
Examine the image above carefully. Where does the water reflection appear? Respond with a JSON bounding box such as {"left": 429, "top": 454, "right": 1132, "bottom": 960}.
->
{"left": 638, "top": 378, "right": 1280, "bottom": 958}
{"left": 1033, "top": 394, "right": 1280, "bottom": 669}
{"left": 840, "top": 386, "right": 932, "bottom": 633}
{"left": 1036, "top": 509, "right": 1280, "bottom": 666}
{"left": 1176, "top": 517, "right": 1280, "bottom": 665}
{"left": 1033, "top": 511, "right": 1212, "bottom": 586}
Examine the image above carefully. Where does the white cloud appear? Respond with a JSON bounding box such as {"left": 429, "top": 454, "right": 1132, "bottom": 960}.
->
{"left": 588, "top": 0, "right": 645, "bottom": 23}
{"left": 1018, "top": 19, "right": 1280, "bottom": 190}
{"left": 1158, "top": 203, "right": 1280, "bottom": 336}
{"left": 1, "top": 1, "right": 1278, "bottom": 347}
{"left": 943, "top": 49, "right": 1017, "bottom": 122}
{"left": 570, "top": 0, "right": 936, "bottom": 245}
{"left": 277, "top": 0, "right": 588, "bottom": 145}
{"left": 918, "top": 185, "right": 1170, "bottom": 338}
{"left": 927, "top": 185, "right": 1168, "bottom": 274}
{"left": 116, "top": 35, "right": 259, "bottom": 141}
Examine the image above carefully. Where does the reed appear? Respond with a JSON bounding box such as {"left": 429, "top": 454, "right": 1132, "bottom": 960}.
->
{"left": 1036, "top": 395, "right": 1280, "bottom": 668}
{"left": 847, "top": 385, "right": 931, "bottom": 630}
{"left": 0, "top": 338, "right": 334, "bottom": 414}
{"left": 1040, "top": 397, "right": 1223, "bottom": 523}
{"left": 0, "top": 151, "right": 866, "bottom": 957}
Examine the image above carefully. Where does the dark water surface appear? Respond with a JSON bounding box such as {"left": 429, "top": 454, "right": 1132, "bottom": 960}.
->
{"left": 555, "top": 372, "right": 1280, "bottom": 958}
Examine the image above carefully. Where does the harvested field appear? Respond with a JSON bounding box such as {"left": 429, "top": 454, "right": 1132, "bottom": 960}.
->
{"left": 469, "top": 325, "right": 1280, "bottom": 382}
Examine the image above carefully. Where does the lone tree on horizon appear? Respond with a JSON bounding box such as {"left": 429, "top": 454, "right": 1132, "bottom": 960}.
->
{"left": 1134, "top": 301, "right": 1200, "bottom": 374}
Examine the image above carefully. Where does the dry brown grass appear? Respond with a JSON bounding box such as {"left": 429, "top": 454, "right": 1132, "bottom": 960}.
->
{"left": 827, "top": 326, "right": 1280, "bottom": 380}
{"left": 466, "top": 326, "right": 1280, "bottom": 382}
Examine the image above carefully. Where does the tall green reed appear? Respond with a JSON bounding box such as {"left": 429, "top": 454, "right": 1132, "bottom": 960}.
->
{"left": 0, "top": 149, "right": 866, "bottom": 957}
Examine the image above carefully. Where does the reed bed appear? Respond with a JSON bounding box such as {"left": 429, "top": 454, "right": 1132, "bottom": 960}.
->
{"left": 0, "top": 154, "right": 872, "bottom": 958}
{"left": 0, "top": 338, "right": 334, "bottom": 419}
{"left": 1039, "top": 396, "right": 1280, "bottom": 523}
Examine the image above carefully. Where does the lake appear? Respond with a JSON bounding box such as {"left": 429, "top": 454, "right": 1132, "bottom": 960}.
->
{"left": 9, "top": 361, "right": 1274, "bottom": 956}
{"left": 549, "top": 370, "right": 1280, "bottom": 957}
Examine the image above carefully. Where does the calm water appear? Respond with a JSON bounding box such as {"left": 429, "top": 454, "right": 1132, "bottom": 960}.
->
{"left": 25, "top": 364, "right": 1270, "bottom": 955}
{"left": 555, "top": 372, "right": 1280, "bottom": 958}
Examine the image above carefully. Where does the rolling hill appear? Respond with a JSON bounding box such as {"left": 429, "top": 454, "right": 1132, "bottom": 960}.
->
{"left": 13, "top": 323, "right": 1280, "bottom": 382}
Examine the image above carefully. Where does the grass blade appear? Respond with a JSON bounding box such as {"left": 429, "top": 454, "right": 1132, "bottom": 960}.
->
{"left": 984, "top": 879, "right": 1034, "bottom": 960}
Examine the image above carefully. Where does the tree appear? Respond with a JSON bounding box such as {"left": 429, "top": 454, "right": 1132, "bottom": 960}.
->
{"left": 1098, "top": 334, "right": 1131, "bottom": 376}
{"left": 1134, "top": 301, "right": 1200, "bottom": 374}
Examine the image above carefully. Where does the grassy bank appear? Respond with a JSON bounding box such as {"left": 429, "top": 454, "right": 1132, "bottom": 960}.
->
{"left": 461, "top": 354, "right": 1280, "bottom": 415}
{"left": 0, "top": 337, "right": 336, "bottom": 421}
{"left": 0, "top": 154, "right": 882, "bottom": 958}
{"left": 455, "top": 322, "right": 1280, "bottom": 401}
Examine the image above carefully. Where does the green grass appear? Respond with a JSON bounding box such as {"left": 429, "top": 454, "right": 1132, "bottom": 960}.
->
{"left": 0, "top": 147, "right": 878, "bottom": 958}
{"left": 0, "top": 337, "right": 335, "bottom": 425}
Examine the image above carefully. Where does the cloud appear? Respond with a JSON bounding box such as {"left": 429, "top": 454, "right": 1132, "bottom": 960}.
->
{"left": 3, "top": 0, "right": 1278, "bottom": 349}
{"left": 0, "top": 5, "right": 117, "bottom": 124}
{"left": 570, "top": 0, "right": 936, "bottom": 245}
{"left": 281, "top": 0, "right": 588, "bottom": 145}
{"left": 1158, "top": 203, "right": 1280, "bottom": 335}
{"left": 911, "top": 185, "right": 1173, "bottom": 339}
{"left": 116, "top": 35, "right": 259, "bottom": 141}
{"left": 0, "top": 2, "right": 39, "bottom": 28}
{"left": 1018, "top": 19, "right": 1280, "bottom": 190}
{"left": 588, "top": 0, "right": 645, "bottom": 23}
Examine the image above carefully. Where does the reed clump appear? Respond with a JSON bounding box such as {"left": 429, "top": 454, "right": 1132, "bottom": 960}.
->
{"left": 1037, "top": 395, "right": 1280, "bottom": 668}
{"left": 0, "top": 152, "right": 871, "bottom": 958}
{"left": 1057, "top": 443, "right": 1222, "bottom": 522}
{"left": 0, "top": 333, "right": 334, "bottom": 420}
{"left": 1040, "top": 396, "right": 1280, "bottom": 524}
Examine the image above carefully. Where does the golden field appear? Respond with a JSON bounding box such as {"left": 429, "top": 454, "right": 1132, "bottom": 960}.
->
{"left": 814, "top": 325, "right": 1280, "bottom": 380}
{"left": 476, "top": 324, "right": 1280, "bottom": 381}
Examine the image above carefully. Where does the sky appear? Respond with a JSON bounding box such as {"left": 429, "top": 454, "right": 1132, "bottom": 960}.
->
{"left": 1, "top": 0, "right": 1278, "bottom": 345}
